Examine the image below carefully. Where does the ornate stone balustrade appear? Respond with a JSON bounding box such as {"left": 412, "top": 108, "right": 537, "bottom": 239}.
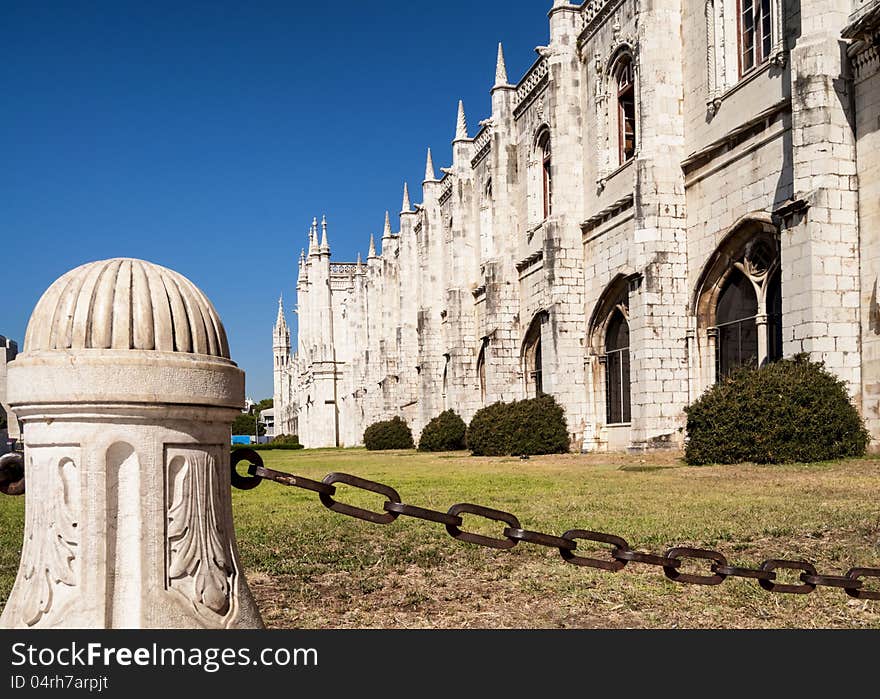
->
{"left": 514, "top": 57, "right": 549, "bottom": 115}
{"left": 330, "top": 263, "right": 359, "bottom": 276}
{"left": 471, "top": 125, "right": 492, "bottom": 168}
{"left": 439, "top": 177, "right": 454, "bottom": 206}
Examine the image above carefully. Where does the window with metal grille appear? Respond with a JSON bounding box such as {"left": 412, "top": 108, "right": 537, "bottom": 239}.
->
{"left": 715, "top": 268, "right": 782, "bottom": 379}
{"left": 605, "top": 310, "right": 631, "bottom": 424}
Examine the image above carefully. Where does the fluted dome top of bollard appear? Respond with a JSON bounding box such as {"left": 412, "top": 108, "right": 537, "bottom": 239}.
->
{"left": 23, "top": 258, "right": 230, "bottom": 359}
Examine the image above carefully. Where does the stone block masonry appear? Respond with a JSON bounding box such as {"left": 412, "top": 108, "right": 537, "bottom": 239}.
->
{"left": 273, "top": 1, "right": 880, "bottom": 451}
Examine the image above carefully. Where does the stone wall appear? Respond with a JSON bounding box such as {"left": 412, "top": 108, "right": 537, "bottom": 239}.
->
{"left": 274, "top": 0, "right": 880, "bottom": 451}
{"left": 848, "top": 0, "right": 880, "bottom": 440}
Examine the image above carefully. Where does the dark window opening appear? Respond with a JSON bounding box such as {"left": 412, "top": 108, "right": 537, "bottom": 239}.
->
{"left": 531, "top": 339, "right": 544, "bottom": 397}
{"left": 605, "top": 310, "right": 631, "bottom": 424}
{"left": 540, "top": 133, "right": 552, "bottom": 219}
{"left": 716, "top": 270, "right": 759, "bottom": 379}
{"left": 766, "top": 269, "right": 783, "bottom": 365}
{"left": 477, "top": 345, "right": 487, "bottom": 404}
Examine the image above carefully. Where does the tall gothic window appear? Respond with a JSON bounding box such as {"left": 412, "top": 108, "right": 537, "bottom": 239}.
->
{"left": 716, "top": 270, "right": 759, "bottom": 377}
{"left": 530, "top": 339, "right": 543, "bottom": 397}
{"left": 605, "top": 310, "right": 631, "bottom": 424}
{"left": 767, "top": 269, "right": 783, "bottom": 362}
{"left": 534, "top": 340, "right": 543, "bottom": 396}
{"left": 739, "top": 0, "right": 772, "bottom": 75}
{"left": 615, "top": 55, "right": 636, "bottom": 165}
{"left": 522, "top": 315, "right": 545, "bottom": 398}
{"left": 539, "top": 131, "right": 552, "bottom": 219}
{"left": 711, "top": 235, "right": 783, "bottom": 379}
{"left": 477, "top": 343, "right": 487, "bottom": 404}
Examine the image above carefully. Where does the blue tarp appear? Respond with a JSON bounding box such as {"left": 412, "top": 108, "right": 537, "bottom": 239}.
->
{"left": 231, "top": 435, "right": 251, "bottom": 445}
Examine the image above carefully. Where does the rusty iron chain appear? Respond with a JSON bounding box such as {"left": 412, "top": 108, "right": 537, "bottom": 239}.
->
{"left": 7, "top": 449, "right": 877, "bottom": 600}
{"left": 231, "top": 450, "right": 880, "bottom": 601}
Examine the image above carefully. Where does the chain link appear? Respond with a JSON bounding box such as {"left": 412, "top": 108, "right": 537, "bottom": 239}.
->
{"left": 232, "top": 452, "right": 879, "bottom": 601}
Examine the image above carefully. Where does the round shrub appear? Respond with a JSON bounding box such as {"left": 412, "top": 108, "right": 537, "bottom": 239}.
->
{"left": 363, "top": 416, "right": 415, "bottom": 451}
{"left": 418, "top": 410, "right": 467, "bottom": 452}
{"left": 685, "top": 355, "right": 870, "bottom": 465}
{"left": 466, "top": 394, "right": 570, "bottom": 456}
{"left": 272, "top": 434, "right": 301, "bottom": 445}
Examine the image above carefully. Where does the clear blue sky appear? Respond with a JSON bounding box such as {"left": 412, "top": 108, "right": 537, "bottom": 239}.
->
{"left": 2, "top": 1, "right": 553, "bottom": 400}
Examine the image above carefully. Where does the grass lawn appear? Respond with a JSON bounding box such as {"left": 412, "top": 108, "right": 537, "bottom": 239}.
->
{"left": 2, "top": 449, "right": 879, "bottom": 628}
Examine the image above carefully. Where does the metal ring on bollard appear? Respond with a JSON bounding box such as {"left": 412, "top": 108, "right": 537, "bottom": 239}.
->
{"left": 230, "top": 449, "right": 264, "bottom": 491}
{"left": 0, "top": 452, "right": 25, "bottom": 497}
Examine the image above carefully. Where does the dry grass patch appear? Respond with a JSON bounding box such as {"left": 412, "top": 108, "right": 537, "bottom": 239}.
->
{"left": 2, "top": 448, "right": 878, "bottom": 628}
{"left": 232, "top": 449, "right": 880, "bottom": 629}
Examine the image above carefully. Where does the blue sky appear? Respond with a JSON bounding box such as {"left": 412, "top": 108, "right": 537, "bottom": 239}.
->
{"left": 1, "top": 1, "right": 552, "bottom": 400}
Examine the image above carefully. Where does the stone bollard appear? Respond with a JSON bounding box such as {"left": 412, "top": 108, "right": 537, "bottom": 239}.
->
{"left": 0, "top": 259, "right": 263, "bottom": 629}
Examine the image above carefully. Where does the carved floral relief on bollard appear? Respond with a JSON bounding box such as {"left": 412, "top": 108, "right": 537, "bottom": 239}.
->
{"left": 0, "top": 258, "right": 263, "bottom": 629}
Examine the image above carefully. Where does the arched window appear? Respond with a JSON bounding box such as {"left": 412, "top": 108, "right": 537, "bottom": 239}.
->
{"left": 539, "top": 131, "right": 552, "bottom": 219}
{"left": 605, "top": 310, "right": 631, "bottom": 424}
{"left": 697, "top": 224, "right": 783, "bottom": 381}
{"left": 522, "top": 314, "right": 545, "bottom": 398}
{"left": 614, "top": 55, "right": 636, "bottom": 165}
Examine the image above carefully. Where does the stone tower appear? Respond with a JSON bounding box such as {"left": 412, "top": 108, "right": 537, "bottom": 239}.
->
{"left": 272, "top": 295, "right": 291, "bottom": 434}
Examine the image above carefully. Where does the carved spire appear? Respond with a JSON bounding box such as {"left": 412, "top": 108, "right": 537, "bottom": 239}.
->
{"left": 298, "top": 249, "right": 306, "bottom": 278}
{"left": 424, "top": 147, "right": 437, "bottom": 182}
{"left": 275, "top": 295, "right": 288, "bottom": 331}
{"left": 495, "top": 42, "right": 509, "bottom": 87}
{"left": 383, "top": 211, "right": 393, "bottom": 239}
{"left": 401, "top": 182, "right": 411, "bottom": 213}
{"left": 368, "top": 233, "right": 377, "bottom": 259}
{"left": 455, "top": 100, "right": 468, "bottom": 141}
{"left": 308, "top": 225, "right": 317, "bottom": 256}
{"left": 357, "top": 252, "right": 363, "bottom": 269}
{"left": 320, "top": 214, "right": 329, "bottom": 251}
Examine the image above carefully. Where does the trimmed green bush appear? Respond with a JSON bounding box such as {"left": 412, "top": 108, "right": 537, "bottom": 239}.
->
{"left": 466, "top": 394, "right": 570, "bottom": 456}
{"left": 418, "top": 410, "right": 467, "bottom": 452}
{"left": 363, "top": 416, "right": 415, "bottom": 451}
{"left": 685, "top": 355, "right": 870, "bottom": 465}
{"left": 272, "top": 434, "right": 301, "bottom": 445}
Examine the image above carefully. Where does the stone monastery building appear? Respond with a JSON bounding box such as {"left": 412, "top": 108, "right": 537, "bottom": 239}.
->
{"left": 274, "top": 0, "right": 880, "bottom": 450}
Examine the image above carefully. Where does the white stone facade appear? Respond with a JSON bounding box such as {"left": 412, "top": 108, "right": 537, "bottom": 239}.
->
{"left": 276, "top": 0, "right": 880, "bottom": 451}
